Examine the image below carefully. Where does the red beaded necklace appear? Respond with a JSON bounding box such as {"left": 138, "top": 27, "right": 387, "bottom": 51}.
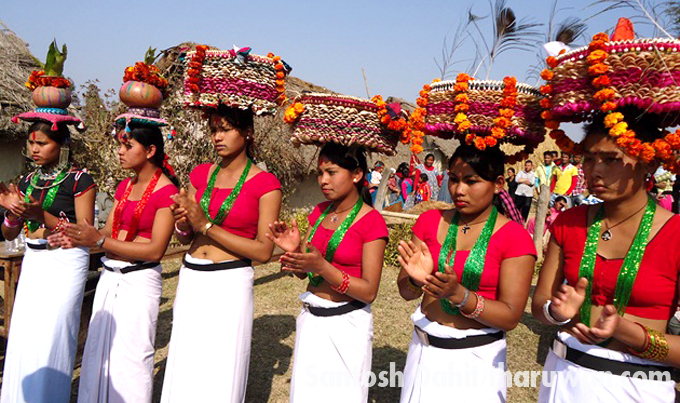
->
{"left": 112, "top": 168, "right": 162, "bottom": 241}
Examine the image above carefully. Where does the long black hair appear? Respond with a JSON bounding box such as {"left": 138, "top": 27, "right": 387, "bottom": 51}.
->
{"left": 127, "top": 122, "right": 179, "bottom": 187}
{"left": 319, "top": 143, "right": 372, "bottom": 206}
{"left": 450, "top": 144, "right": 506, "bottom": 215}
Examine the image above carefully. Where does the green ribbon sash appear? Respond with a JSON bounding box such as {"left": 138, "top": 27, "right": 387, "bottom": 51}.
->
{"left": 438, "top": 206, "right": 498, "bottom": 315}
{"left": 577, "top": 197, "right": 656, "bottom": 326}
{"left": 306, "top": 198, "right": 364, "bottom": 286}
{"left": 200, "top": 159, "right": 252, "bottom": 225}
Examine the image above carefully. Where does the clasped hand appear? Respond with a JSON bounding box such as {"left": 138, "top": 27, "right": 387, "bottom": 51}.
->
{"left": 0, "top": 183, "right": 42, "bottom": 222}
{"left": 47, "top": 218, "right": 101, "bottom": 249}
{"left": 397, "top": 240, "right": 463, "bottom": 302}
{"left": 170, "top": 188, "right": 207, "bottom": 233}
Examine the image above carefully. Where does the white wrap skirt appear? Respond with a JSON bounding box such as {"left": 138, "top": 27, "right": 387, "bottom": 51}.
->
{"left": 1, "top": 241, "right": 89, "bottom": 403}
{"left": 400, "top": 306, "right": 507, "bottom": 403}
{"left": 77, "top": 258, "right": 163, "bottom": 403}
{"left": 160, "top": 254, "right": 254, "bottom": 403}
{"left": 290, "top": 292, "right": 373, "bottom": 403}
{"left": 538, "top": 331, "right": 675, "bottom": 403}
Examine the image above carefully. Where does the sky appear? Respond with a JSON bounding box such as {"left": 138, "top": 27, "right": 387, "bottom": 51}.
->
{"left": 3, "top": 0, "right": 675, "bottom": 140}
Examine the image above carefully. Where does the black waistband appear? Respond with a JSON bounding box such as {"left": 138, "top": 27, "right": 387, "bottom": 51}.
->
{"left": 558, "top": 340, "right": 672, "bottom": 378}
{"left": 304, "top": 300, "right": 367, "bottom": 317}
{"left": 26, "top": 242, "right": 49, "bottom": 250}
{"left": 415, "top": 325, "right": 504, "bottom": 349}
{"left": 182, "top": 257, "right": 252, "bottom": 271}
{"left": 104, "top": 261, "right": 159, "bottom": 274}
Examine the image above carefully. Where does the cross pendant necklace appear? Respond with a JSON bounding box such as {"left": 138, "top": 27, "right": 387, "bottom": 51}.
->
{"left": 461, "top": 224, "right": 471, "bottom": 234}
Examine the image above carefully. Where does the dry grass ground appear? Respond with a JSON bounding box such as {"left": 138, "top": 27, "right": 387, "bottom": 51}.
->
{"left": 65, "top": 259, "right": 556, "bottom": 403}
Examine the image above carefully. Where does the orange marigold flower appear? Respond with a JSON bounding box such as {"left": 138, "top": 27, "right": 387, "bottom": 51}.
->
{"left": 610, "top": 121, "right": 628, "bottom": 137}
{"left": 500, "top": 98, "right": 517, "bottom": 108}
{"left": 540, "top": 69, "right": 555, "bottom": 81}
{"left": 639, "top": 143, "right": 656, "bottom": 163}
{"left": 588, "top": 63, "right": 609, "bottom": 76}
{"left": 458, "top": 121, "right": 472, "bottom": 132}
{"left": 540, "top": 85, "right": 553, "bottom": 95}
{"left": 540, "top": 99, "right": 552, "bottom": 109}
{"left": 494, "top": 117, "right": 511, "bottom": 129}
{"left": 546, "top": 56, "right": 558, "bottom": 69}
{"left": 411, "top": 144, "right": 424, "bottom": 154}
{"left": 541, "top": 111, "right": 553, "bottom": 120}
{"left": 592, "top": 33, "right": 610, "bottom": 42}
{"left": 604, "top": 112, "right": 624, "bottom": 128}
{"left": 454, "top": 104, "right": 469, "bottom": 112}
{"left": 474, "top": 137, "right": 487, "bottom": 150}
{"left": 454, "top": 82, "right": 468, "bottom": 92}
{"left": 465, "top": 134, "right": 475, "bottom": 144}
{"left": 665, "top": 130, "right": 680, "bottom": 148}
{"left": 594, "top": 89, "right": 615, "bottom": 103}
{"left": 423, "top": 85, "right": 431, "bottom": 92}
{"left": 601, "top": 102, "right": 617, "bottom": 112}
{"left": 652, "top": 139, "right": 672, "bottom": 160}
{"left": 456, "top": 73, "right": 472, "bottom": 82}
{"left": 592, "top": 75, "right": 611, "bottom": 89}
{"left": 485, "top": 137, "right": 498, "bottom": 147}
{"left": 294, "top": 103, "right": 304, "bottom": 113}
{"left": 587, "top": 50, "right": 608, "bottom": 65}
{"left": 417, "top": 98, "right": 428, "bottom": 107}
{"left": 491, "top": 127, "right": 506, "bottom": 139}
{"left": 454, "top": 113, "right": 468, "bottom": 124}
{"left": 455, "top": 94, "right": 469, "bottom": 103}
{"left": 499, "top": 108, "right": 514, "bottom": 118}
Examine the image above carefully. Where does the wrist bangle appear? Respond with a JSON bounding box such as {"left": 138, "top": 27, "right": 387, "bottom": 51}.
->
{"left": 331, "top": 271, "right": 350, "bottom": 294}
{"left": 201, "top": 221, "right": 214, "bottom": 236}
{"left": 461, "top": 292, "right": 485, "bottom": 319}
{"left": 453, "top": 287, "right": 470, "bottom": 308}
{"left": 628, "top": 323, "right": 669, "bottom": 362}
{"left": 3, "top": 211, "right": 22, "bottom": 228}
{"left": 95, "top": 235, "right": 106, "bottom": 249}
{"left": 543, "top": 300, "right": 571, "bottom": 325}
{"left": 174, "top": 222, "right": 191, "bottom": 237}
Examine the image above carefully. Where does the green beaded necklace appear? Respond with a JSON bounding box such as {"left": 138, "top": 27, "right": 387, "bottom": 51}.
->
{"left": 24, "top": 167, "right": 70, "bottom": 233}
{"left": 306, "top": 197, "right": 364, "bottom": 286}
{"left": 577, "top": 197, "right": 656, "bottom": 326}
{"left": 438, "top": 206, "right": 498, "bottom": 315}
{"left": 200, "top": 159, "right": 252, "bottom": 225}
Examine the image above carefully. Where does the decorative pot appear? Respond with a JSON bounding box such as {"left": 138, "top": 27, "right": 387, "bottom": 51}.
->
{"left": 120, "top": 81, "right": 163, "bottom": 108}
{"left": 32, "top": 86, "right": 71, "bottom": 109}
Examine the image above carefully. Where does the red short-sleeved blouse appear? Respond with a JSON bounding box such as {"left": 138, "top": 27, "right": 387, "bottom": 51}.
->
{"left": 412, "top": 209, "right": 536, "bottom": 300}
{"left": 308, "top": 201, "right": 388, "bottom": 278}
{"left": 552, "top": 205, "right": 680, "bottom": 320}
{"left": 190, "top": 163, "right": 281, "bottom": 239}
{"left": 114, "top": 178, "right": 178, "bottom": 239}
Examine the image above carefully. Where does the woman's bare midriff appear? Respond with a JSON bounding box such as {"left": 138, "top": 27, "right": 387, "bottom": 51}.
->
{"left": 421, "top": 293, "right": 487, "bottom": 329}
{"left": 562, "top": 305, "right": 667, "bottom": 353}
{"left": 308, "top": 282, "right": 357, "bottom": 303}
{"left": 106, "top": 230, "right": 152, "bottom": 262}
{"left": 187, "top": 233, "right": 246, "bottom": 263}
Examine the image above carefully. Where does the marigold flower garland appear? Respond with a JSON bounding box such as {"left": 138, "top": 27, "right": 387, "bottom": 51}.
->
{"left": 267, "top": 52, "right": 288, "bottom": 105}
{"left": 186, "top": 45, "right": 208, "bottom": 94}
{"left": 542, "top": 33, "right": 680, "bottom": 172}
{"left": 372, "top": 95, "right": 408, "bottom": 133}
{"left": 25, "top": 71, "right": 71, "bottom": 91}
{"left": 410, "top": 79, "right": 440, "bottom": 154}
{"left": 123, "top": 62, "right": 169, "bottom": 91}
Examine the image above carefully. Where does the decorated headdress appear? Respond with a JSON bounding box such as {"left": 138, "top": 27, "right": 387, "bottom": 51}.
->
{"left": 541, "top": 18, "right": 680, "bottom": 173}
{"left": 115, "top": 47, "right": 169, "bottom": 132}
{"left": 182, "top": 45, "right": 291, "bottom": 115}
{"left": 411, "top": 74, "right": 545, "bottom": 164}
{"left": 12, "top": 40, "right": 82, "bottom": 131}
{"left": 283, "top": 93, "right": 409, "bottom": 156}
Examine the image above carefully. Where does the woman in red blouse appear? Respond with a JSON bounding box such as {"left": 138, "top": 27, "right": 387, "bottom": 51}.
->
{"left": 162, "top": 105, "right": 282, "bottom": 402}
{"left": 398, "top": 144, "right": 536, "bottom": 402}
{"left": 532, "top": 113, "right": 680, "bottom": 402}
{"left": 269, "top": 142, "right": 388, "bottom": 402}
{"left": 51, "top": 122, "right": 178, "bottom": 403}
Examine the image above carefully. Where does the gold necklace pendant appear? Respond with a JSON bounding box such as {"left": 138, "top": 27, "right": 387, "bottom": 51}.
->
{"left": 330, "top": 213, "right": 339, "bottom": 223}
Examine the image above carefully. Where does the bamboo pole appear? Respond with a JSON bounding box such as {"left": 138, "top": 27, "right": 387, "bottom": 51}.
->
{"left": 374, "top": 170, "right": 392, "bottom": 212}
{"left": 533, "top": 185, "right": 551, "bottom": 262}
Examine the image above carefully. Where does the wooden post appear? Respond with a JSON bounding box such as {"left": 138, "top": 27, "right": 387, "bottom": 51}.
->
{"left": 533, "top": 185, "right": 551, "bottom": 262}
{"left": 374, "top": 171, "right": 392, "bottom": 211}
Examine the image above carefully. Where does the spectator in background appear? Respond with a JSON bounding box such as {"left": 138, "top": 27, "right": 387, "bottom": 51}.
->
{"left": 396, "top": 162, "right": 415, "bottom": 210}
{"left": 535, "top": 151, "right": 560, "bottom": 194}
{"left": 653, "top": 166, "right": 675, "bottom": 211}
{"left": 527, "top": 195, "right": 568, "bottom": 237}
{"left": 551, "top": 150, "right": 561, "bottom": 167}
{"left": 514, "top": 160, "right": 535, "bottom": 222}
{"left": 506, "top": 168, "right": 518, "bottom": 204}
{"left": 437, "top": 169, "right": 453, "bottom": 203}
{"left": 368, "top": 161, "right": 384, "bottom": 204}
{"left": 413, "top": 154, "right": 442, "bottom": 201}
{"left": 552, "top": 151, "right": 578, "bottom": 206}
{"left": 571, "top": 154, "right": 586, "bottom": 206}
{"left": 415, "top": 173, "right": 431, "bottom": 204}
{"left": 387, "top": 168, "right": 400, "bottom": 205}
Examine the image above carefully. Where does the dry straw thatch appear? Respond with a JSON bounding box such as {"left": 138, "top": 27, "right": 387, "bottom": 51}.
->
{"left": 0, "top": 20, "right": 41, "bottom": 140}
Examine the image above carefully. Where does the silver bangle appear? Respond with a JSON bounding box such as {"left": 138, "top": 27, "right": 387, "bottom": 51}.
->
{"left": 543, "top": 300, "right": 571, "bottom": 325}
{"left": 454, "top": 287, "right": 471, "bottom": 308}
